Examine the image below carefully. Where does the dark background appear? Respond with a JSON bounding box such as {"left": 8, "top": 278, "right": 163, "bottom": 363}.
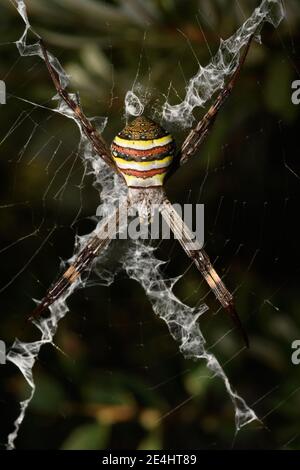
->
{"left": 0, "top": 0, "right": 300, "bottom": 450}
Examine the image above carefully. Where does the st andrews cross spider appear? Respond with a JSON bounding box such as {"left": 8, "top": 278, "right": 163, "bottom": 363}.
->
{"left": 28, "top": 36, "right": 255, "bottom": 348}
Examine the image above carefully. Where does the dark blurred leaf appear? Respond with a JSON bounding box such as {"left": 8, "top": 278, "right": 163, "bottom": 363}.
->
{"left": 264, "top": 55, "right": 296, "bottom": 120}
{"left": 138, "top": 430, "right": 162, "bottom": 450}
{"left": 30, "top": 375, "right": 66, "bottom": 413}
{"left": 61, "top": 422, "right": 110, "bottom": 450}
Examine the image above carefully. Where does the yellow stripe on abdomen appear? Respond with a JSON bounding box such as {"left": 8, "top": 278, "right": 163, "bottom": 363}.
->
{"left": 111, "top": 116, "right": 176, "bottom": 188}
{"left": 114, "top": 134, "right": 173, "bottom": 150}
{"left": 114, "top": 155, "right": 173, "bottom": 171}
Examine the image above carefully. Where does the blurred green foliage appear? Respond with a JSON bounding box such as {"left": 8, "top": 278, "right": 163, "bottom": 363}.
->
{"left": 0, "top": 0, "right": 300, "bottom": 450}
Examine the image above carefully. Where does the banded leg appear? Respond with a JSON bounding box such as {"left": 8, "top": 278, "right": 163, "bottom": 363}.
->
{"left": 160, "top": 199, "right": 249, "bottom": 348}
{"left": 39, "top": 40, "right": 118, "bottom": 172}
{"left": 177, "top": 35, "right": 254, "bottom": 169}
{"left": 29, "top": 200, "right": 129, "bottom": 322}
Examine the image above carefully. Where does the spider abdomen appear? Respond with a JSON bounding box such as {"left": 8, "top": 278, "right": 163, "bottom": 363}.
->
{"left": 111, "top": 116, "right": 175, "bottom": 187}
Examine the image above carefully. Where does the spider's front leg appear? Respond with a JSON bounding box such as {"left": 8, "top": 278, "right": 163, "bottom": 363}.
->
{"left": 39, "top": 39, "right": 118, "bottom": 173}
{"left": 160, "top": 199, "right": 249, "bottom": 348}
{"left": 28, "top": 200, "right": 129, "bottom": 322}
{"left": 166, "top": 34, "right": 254, "bottom": 176}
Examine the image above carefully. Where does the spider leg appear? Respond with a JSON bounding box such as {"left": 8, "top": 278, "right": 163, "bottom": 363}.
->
{"left": 39, "top": 39, "right": 118, "bottom": 173}
{"left": 28, "top": 200, "right": 129, "bottom": 322}
{"left": 160, "top": 199, "right": 249, "bottom": 348}
{"left": 175, "top": 34, "right": 254, "bottom": 170}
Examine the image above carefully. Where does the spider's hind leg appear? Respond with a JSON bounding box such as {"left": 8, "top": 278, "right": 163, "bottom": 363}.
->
{"left": 28, "top": 201, "right": 129, "bottom": 323}
{"left": 160, "top": 198, "right": 249, "bottom": 348}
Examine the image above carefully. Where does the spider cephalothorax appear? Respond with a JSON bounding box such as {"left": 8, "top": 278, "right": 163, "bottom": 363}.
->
{"left": 111, "top": 116, "right": 176, "bottom": 188}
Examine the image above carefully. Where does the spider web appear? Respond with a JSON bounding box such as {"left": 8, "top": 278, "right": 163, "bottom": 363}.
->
{"left": 1, "top": 0, "right": 298, "bottom": 450}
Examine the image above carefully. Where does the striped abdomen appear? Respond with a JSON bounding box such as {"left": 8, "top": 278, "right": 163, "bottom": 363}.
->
{"left": 111, "top": 116, "right": 176, "bottom": 188}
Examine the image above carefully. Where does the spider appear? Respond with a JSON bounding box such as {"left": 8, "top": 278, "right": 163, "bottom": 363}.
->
{"left": 28, "top": 36, "right": 255, "bottom": 348}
